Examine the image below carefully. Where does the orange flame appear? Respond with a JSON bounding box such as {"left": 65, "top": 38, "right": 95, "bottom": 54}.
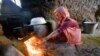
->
{"left": 24, "top": 34, "right": 45, "bottom": 56}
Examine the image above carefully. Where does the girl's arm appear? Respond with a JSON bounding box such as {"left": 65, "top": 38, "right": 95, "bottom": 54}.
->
{"left": 43, "top": 20, "right": 69, "bottom": 42}
{"left": 43, "top": 30, "right": 59, "bottom": 42}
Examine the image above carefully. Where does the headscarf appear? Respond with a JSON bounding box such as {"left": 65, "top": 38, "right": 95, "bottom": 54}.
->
{"left": 54, "top": 6, "right": 70, "bottom": 24}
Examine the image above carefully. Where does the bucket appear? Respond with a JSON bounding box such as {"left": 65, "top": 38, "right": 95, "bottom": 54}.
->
{"left": 83, "top": 22, "right": 98, "bottom": 34}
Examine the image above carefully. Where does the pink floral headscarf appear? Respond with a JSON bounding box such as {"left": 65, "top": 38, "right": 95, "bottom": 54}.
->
{"left": 54, "top": 6, "right": 70, "bottom": 24}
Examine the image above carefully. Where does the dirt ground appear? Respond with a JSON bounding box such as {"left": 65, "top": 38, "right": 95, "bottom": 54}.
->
{"left": 44, "top": 34, "right": 100, "bottom": 56}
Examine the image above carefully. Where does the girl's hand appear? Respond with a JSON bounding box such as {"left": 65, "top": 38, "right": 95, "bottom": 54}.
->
{"left": 43, "top": 37, "right": 48, "bottom": 43}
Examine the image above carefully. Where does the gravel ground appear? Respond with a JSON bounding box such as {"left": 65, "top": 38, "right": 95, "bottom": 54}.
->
{"left": 45, "top": 35, "right": 100, "bottom": 56}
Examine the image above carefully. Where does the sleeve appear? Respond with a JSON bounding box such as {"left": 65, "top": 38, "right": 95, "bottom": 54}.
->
{"left": 57, "top": 21, "right": 69, "bottom": 34}
{"left": 57, "top": 19, "right": 79, "bottom": 34}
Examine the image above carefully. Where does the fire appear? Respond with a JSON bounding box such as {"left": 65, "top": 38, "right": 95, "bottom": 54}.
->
{"left": 24, "top": 34, "right": 45, "bottom": 56}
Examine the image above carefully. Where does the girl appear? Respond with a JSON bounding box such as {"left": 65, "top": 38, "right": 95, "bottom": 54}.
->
{"left": 43, "top": 6, "right": 81, "bottom": 47}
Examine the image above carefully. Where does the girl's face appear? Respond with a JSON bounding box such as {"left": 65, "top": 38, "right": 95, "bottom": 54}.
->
{"left": 54, "top": 12, "right": 63, "bottom": 24}
{"left": 55, "top": 12, "right": 65, "bottom": 24}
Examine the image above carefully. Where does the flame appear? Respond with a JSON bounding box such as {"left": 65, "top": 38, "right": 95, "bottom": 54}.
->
{"left": 24, "top": 34, "right": 45, "bottom": 56}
